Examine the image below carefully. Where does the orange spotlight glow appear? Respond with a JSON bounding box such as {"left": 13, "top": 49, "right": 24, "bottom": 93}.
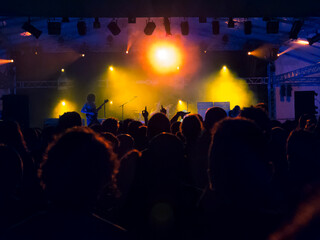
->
{"left": 61, "top": 101, "right": 66, "bottom": 106}
{"left": 148, "top": 41, "right": 182, "bottom": 74}
{"left": 110, "top": 101, "right": 113, "bottom": 104}
{"left": 61, "top": 68, "right": 65, "bottom": 72}
{"left": 126, "top": 50, "right": 129, "bottom": 54}
{"left": 248, "top": 52, "right": 252, "bottom": 55}
{"left": 109, "top": 66, "right": 114, "bottom": 71}
{"left": 20, "top": 31, "right": 32, "bottom": 36}
{"left": 81, "top": 53, "right": 85, "bottom": 57}
{"left": 0, "top": 59, "right": 15, "bottom": 65}
{"left": 177, "top": 66, "right": 180, "bottom": 70}
{"left": 295, "top": 39, "right": 309, "bottom": 45}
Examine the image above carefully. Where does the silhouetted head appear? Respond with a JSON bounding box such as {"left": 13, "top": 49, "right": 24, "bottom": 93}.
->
{"left": 117, "top": 134, "right": 134, "bottom": 158}
{"left": 58, "top": 112, "right": 82, "bottom": 132}
{"left": 42, "top": 127, "right": 116, "bottom": 209}
{"left": 0, "top": 144, "right": 23, "bottom": 194}
{"left": 204, "top": 107, "right": 227, "bottom": 131}
{"left": 87, "top": 93, "right": 95, "bottom": 103}
{"left": 181, "top": 114, "right": 203, "bottom": 142}
{"left": 101, "top": 132, "right": 119, "bottom": 154}
{"left": 209, "top": 118, "right": 270, "bottom": 206}
{"left": 101, "top": 118, "right": 119, "bottom": 135}
{"left": 147, "top": 113, "right": 170, "bottom": 139}
{"left": 127, "top": 120, "right": 143, "bottom": 139}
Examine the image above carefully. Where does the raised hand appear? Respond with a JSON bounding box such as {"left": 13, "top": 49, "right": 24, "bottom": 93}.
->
{"left": 142, "top": 106, "right": 149, "bottom": 119}
{"left": 160, "top": 105, "right": 167, "bottom": 115}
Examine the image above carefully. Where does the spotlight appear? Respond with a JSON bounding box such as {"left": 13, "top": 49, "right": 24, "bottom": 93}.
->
{"left": 48, "top": 21, "right": 61, "bottom": 35}
{"left": 93, "top": 17, "right": 101, "bottom": 29}
{"left": 180, "top": 21, "right": 189, "bottom": 35}
{"left": 126, "top": 50, "right": 129, "bottom": 54}
{"left": 61, "top": 101, "right": 66, "bottom": 106}
{"left": 77, "top": 20, "right": 87, "bottom": 35}
{"left": 10, "top": 59, "right": 14, "bottom": 62}
{"left": 107, "top": 20, "right": 121, "bottom": 35}
{"left": 244, "top": 20, "right": 252, "bottom": 35}
{"left": 228, "top": 17, "right": 234, "bottom": 28}
{"left": 248, "top": 52, "right": 252, "bottom": 55}
{"left": 109, "top": 66, "right": 114, "bottom": 71}
{"left": 110, "top": 101, "right": 113, "bottom": 104}
{"left": 308, "top": 33, "right": 320, "bottom": 46}
{"left": 81, "top": 53, "right": 85, "bottom": 57}
{"left": 179, "top": 100, "right": 182, "bottom": 104}
{"left": 164, "top": 17, "right": 171, "bottom": 35}
{"left": 22, "top": 21, "right": 42, "bottom": 39}
{"left": 212, "top": 21, "right": 220, "bottom": 35}
{"left": 267, "top": 20, "right": 279, "bottom": 34}
{"left": 289, "top": 20, "right": 303, "bottom": 39}
{"left": 128, "top": 17, "right": 136, "bottom": 23}
{"left": 61, "top": 68, "right": 65, "bottom": 72}
{"left": 199, "top": 17, "right": 207, "bottom": 23}
{"left": 177, "top": 66, "right": 180, "bottom": 70}
{"left": 144, "top": 20, "right": 156, "bottom": 35}
{"left": 222, "top": 65, "right": 227, "bottom": 70}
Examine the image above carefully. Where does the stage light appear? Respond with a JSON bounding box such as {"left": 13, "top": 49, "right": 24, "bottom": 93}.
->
{"left": 61, "top": 68, "right": 65, "bottom": 72}
{"left": 212, "top": 21, "right": 220, "bottom": 35}
{"left": 93, "top": 17, "right": 101, "bottom": 29}
{"left": 181, "top": 21, "right": 189, "bottom": 35}
{"left": 295, "top": 39, "right": 309, "bottom": 45}
{"left": 248, "top": 52, "right": 252, "bottom": 55}
{"left": 109, "top": 66, "right": 114, "bottom": 71}
{"left": 223, "top": 66, "right": 227, "bottom": 70}
{"left": 228, "top": 17, "right": 234, "bottom": 28}
{"left": 204, "top": 50, "right": 207, "bottom": 53}
{"left": 308, "top": 34, "right": 320, "bottom": 46}
{"left": 126, "top": 50, "right": 129, "bottom": 54}
{"left": 22, "top": 21, "right": 42, "bottom": 39}
{"left": 110, "top": 101, "right": 113, "bottom": 104}
{"left": 148, "top": 41, "right": 182, "bottom": 74}
{"left": 61, "top": 101, "right": 66, "bottom": 106}
{"left": 0, "top": 59, "right": 15, "bottom": 65}
{"left": 81, "top": 53, "right": 85, "bottom": 57}
{"left": 107, "top": 20, "right": 121, "bottom": 36}
{"left": 267, "top": 20, "right": 279, "bottom": 34}
{"left": 77, "top": 20, "right": 87, "bottom": 35}
{"left": 244, "top": 20, "right": 252, "bottom": 35}
{"left": 179, "top": 100, "right": 182, "bottom": 104}
{"left": 144, "top": 20, "right": 156, "bottom": 35}
{"left": 177, "top": 66, "right": 180, "bottom": 70}
{"left": 48, "top": 21, "right": 61, "bottom": 35}
{"left": 164, "top": 17, "right": 171, "bottom": 35}
{"left": 289, "top": 20, "right": 303, "bottom": 39}
{"left": 10, "top": 59, "right": 14, "bottom": 62}
{"left": 20, "top": 32, "right": 32, "bottom": 37}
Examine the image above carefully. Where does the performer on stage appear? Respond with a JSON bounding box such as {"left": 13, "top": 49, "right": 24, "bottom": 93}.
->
{"left": 81, "top": 93, "right": 108, "bottom": 126}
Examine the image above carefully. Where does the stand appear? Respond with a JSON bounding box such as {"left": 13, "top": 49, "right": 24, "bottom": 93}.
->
{"left": 119, "top": 96, "right": 137, "bottom": 121}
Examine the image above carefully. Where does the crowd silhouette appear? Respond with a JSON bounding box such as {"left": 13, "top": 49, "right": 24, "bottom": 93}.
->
{"left": 0, "top": 104, "right": 320, "bottom": 240}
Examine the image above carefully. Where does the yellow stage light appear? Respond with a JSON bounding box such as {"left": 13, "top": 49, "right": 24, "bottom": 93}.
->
{"left": 109, "top": 66, "right": 114, "bottom": 71}
{"left": 110, "top": 101, "right": 113, "bottom": 104}
{"left": 179, "top": 100, "right": 182, "bottom": 104}
{"left": 53, "top": 100, "right": 77, "bottom": 118}
{"left": 61, "top": 68, "right": 65, "bottom": 72}
{"left": 295, "top": 39, "right": 309, "bottom": 45}
{"left": 61, "top": 101, "right": 66, "bottom": 106}
{"left": 177, "top": 66, "right": 180, "bottom": 70}
{"left": 222, "top": 66, "right": 227, "bottom": 70}
{"left": 148, "top": 41, "right": 182, "bottom": 74}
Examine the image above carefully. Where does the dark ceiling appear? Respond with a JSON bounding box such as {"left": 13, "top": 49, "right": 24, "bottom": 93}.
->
{"left": 1, "top": 0, "right": 320, "bottom": 18}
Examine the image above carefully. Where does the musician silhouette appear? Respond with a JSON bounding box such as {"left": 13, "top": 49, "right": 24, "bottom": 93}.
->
{"left": 81, "top": 93, "right": 108, "bottom": 126}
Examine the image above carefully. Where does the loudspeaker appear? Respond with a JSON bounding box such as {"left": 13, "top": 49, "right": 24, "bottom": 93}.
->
{"left": 294, "top": 91, "right": 318, "bottom": 120}
{"left": 2, "top": 95, "right": 29, "bottom": 128}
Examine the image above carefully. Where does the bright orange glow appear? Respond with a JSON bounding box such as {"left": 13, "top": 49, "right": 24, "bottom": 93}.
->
{"left": 148, "top": 41, "right": 182, "bottom": 74}
{"left": 177, "top": 66, "right": 180, "bottom": 70}
{"left": 61, "top": 68, "right": 65, "bottom": 72}
{"left": 61, "top": 101, "right": 66, "bottom": 106}
{"left": 248, "top": 52, "right": 252, "bottom": 55}
{"left": 179, "top": 100, "right": 182, "bottom": 104}
{"left": 110, "top": 101, "right": 113, "bottom": 104}
{"left": 20, "top": 32, "right": 32, "bottom": 36}
{"left": 295, "top": 39, "right": 309, "bottom": 45}
{"left": 222, "top": 66, "right": 227, "bottom": 71}
{"left": 109, "top": 66, "right": 114, "bottom": 71}
{"left": 126, "top": 50, "right": 129, "bottom": 54}
{"left": 81, "top": 53, "right": 85, "bottom": 57}
{"left": 0, "top": 59, "right": 14, "bottom": 65}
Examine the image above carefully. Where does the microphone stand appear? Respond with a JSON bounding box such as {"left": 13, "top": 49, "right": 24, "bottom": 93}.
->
{"left": 119, "top": 96, "right": 137, "bottom": 121}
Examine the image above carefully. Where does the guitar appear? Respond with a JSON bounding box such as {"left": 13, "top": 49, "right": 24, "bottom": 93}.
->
{"left": 86, "top": 99, "right": 109, "bottom": 120}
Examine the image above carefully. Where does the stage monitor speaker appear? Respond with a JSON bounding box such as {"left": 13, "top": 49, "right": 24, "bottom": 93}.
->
{"left": 294, "top": 91, "right": 317, "bottom": 120}
{"left": 2, "top": 95, "right": 29, "bottom": 128}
